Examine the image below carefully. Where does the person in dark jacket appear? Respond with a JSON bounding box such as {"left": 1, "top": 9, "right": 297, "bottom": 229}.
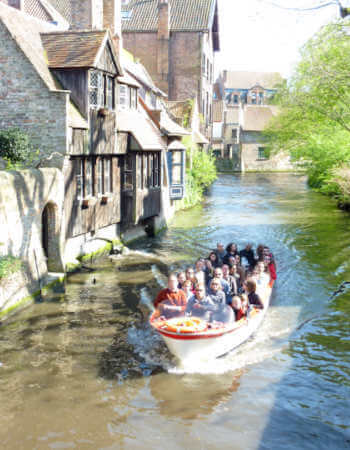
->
{"left": 223, "top": 243, "right": 239, "bottom": 266}
{"left": 240, "top": 243, "right": 256, "bottom": 269}
{"left": 214, "top": 242, "right": 226, "bottom": 264}
{"left": 207, "top": 251, "right": 222, "bottom": 269}
{"left": 244, "top": 279, "right": 264, "bottom": 309}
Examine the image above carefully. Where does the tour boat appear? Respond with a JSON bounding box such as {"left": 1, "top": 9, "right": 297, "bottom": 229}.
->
{"left": 149, "top": 283, "right": 273, "bottom": 364}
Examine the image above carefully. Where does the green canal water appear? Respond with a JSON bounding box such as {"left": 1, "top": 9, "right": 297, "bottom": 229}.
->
{"left": 1, "top": 173, "right": 350, "bottom": 449}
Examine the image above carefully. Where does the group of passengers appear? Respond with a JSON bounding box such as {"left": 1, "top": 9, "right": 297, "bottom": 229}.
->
{"left": 154, "top": 243, "right": 277, "bottom": 324}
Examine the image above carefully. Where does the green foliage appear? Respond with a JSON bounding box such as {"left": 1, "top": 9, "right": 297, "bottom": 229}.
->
{"left": 0, "top": 128, "right": 33, "bottom": 168}
{"left": 182, "top": 99, "right": 194, "bottom": 129}
{"left": 180, "top": 136, "right": 217, "bottom": 207}
{"left": 265, "top": 21, "right": 350, "bottom": 190}
{"left": 0, "top": 256, "right": 22, "bottom": 280}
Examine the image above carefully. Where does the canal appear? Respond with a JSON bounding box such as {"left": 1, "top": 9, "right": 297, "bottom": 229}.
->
{"left": 1, "top": 173, "right": 350, "bottom": 449}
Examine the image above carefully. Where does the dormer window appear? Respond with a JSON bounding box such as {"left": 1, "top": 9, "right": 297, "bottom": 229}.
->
{"left": 130, "top": 87, "right": 137, "bottom": 109}
{"left": 119, "top": 84, "right": 129, "bottom": 109}
{"left": 89, "top": 70, "right": 115, "bottom": 110}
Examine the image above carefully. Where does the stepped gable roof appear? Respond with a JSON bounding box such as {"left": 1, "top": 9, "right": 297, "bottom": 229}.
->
{"left": 225, "top": 108, "right": 239, "bottom": 124}
{"left": 0, "top": 2, "right": 61, "bottom": 91}
{"left": 122, "top": 0, "right": 219, "bottom": 38}
{"left": 213, "top": 100, "right": 224, "bottom": 122}
{"left": 224, "top": 71, "right": 283, "bottom": 90}
{"left": 242, "top": 105, "right": 278, "bottom": 131}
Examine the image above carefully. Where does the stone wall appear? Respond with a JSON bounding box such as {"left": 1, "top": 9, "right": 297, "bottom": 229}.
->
{"left": 0, "top": 168, "right": 65, "bottom": 315}
{"left": 241, "top": 142, "right": 293, "bottom": 171}
{"left": 0, "top": 20, "right": 68, "bottom": 162}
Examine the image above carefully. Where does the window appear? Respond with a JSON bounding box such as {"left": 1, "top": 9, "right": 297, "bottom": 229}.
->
{"left": 233, "top": 94, "right": 239, "bottom": 104}
{"left": 171, "top": 151, "right": 183, "bottom": 185}
{"left": 259, "top": 92, "right": 264, "bottom": 104}
{"left": 105, "top": 158, "right": 112, "bottom": 193}
{"left": 130, "top": 87, "right": 137, "bottom": 109}
{"left": 119, "top": 84, "right": 130, "bottom": 109}
{"left": 258, "top": 147, "right": 268, "bottom": 160}
{"left": 251, "top": 91, "right": 257, "bottom": 104}
{"left": 124, "top": 154, "right": 133, "bottom": 190}
{"left": 89, "top": 70, "right": 102, "bottom": 108}
{"left": 232, "top": 129, "right": 237, "bottom": 140}
{"left": 150, "top": 92, "right": 157, "bottom": 109}
{"left": 97, "top": 158, "right": 103, "bottom": 195}
{"left": 76, "top": 159, "right": 83, "bottom": 200}
{"left": 121, "top": 10, "right": 132, "bottom": 19}
{"left": 143, "top": 154, "right": 148, "bottom": 188}
{"left": 85, "top": 158, "right": 93, "bottom": 197}
{"left": 202, "top": 54, "right": 206, "bottom": 77}
{"left": 153, "top": 153, "right": 160, "bottom": 187}
{"left": 107, "top": 76, "right": 114, "bottom": 110}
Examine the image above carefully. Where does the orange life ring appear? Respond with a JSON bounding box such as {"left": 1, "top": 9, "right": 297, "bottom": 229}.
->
{"left": 161, "top": 317, "right": 207, "bottom": 333}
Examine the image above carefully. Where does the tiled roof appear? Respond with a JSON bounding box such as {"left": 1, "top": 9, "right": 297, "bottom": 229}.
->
{"left": 213, "top": 100, "right": 224, "bottom": 122}
{"left": 118, "top": 72, "right": 142, "bottom": 88}
{"left": 0, "top": 2, "right": 60, "bottom": 91}
{"left": 224, "top": 71, "right": 283, "bottom": 90}
{"left": 160, "top": 106, "right": 189, "bottom": 136}
{"left": 225, "top": 107, "right": 239, "bottom": 124}
{"left": 117, "top": 109, "right": 165, "bottom": 151}
{"left": 242, "top": 105, "right": 278, "bottom": 131}
{"left": 122, "top": 0, "right": 216, "bottom": 32}
{"left": 41, "top": 31, "right": 107, "bottom": 68}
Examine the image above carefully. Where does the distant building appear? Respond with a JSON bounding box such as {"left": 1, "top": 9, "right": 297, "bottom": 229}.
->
{"left": 214, "top": 70, "right": 293, "bottom": 171}
{"left": 121, "top": 0, "right": 220, "bottom": 139}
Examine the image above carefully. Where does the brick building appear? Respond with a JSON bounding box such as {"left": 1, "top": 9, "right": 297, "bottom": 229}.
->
{"left": 0, "top": 0, "right": 188, "bottom": 278}
{"left": 121, "top": 0, "right": 220, "bottom": 139}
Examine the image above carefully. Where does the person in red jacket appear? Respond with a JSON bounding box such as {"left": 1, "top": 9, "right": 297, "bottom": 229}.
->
{"left": 154, "top": 273, "right": 187, "bottom": 318}
{"left": 265, "top": 256, "right": 277, "bottom": 287}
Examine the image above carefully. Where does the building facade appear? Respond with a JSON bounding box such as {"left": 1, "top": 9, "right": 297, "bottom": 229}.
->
{"left": 121, "top": 0, "right": 220, "bottom": 139}
{"left": 214, "top": 70, "right": 293, "bottom": 171}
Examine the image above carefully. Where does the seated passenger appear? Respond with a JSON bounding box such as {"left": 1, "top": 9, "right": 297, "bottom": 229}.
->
{"left": 194, "top": 259, "right": 206, "bottom": 284}
{"left": 240, "top": 293, "right": 249, "bottom": 315}
{"left": 265, "top": 255, "right": 277, "bottom": 286}
{"left": 177, "top": 271, "right": 187, "bottom": 289}
{"left": 222, "top": 264, "right": 239, "bottom": 296}
{"left": 256, "top": 244, "right": 265, "bottom": 262}
{"left": 244, "top": 279, "right": 264, "bottom": 309}
{"left": 223, "top": 243, "right": 239, "bottom": 265}
{"left": 185, "top": 283, "right": 216, "bottom": 320}
{"left": 234, "top": 254, "right": 246, "bottom": 280}
{"left": 214, "top": 242, "right": 226, "bottom": 264}
{"left": 182, "top": 279, "right": 195, "bottom": 300}
{"left": 207, "top": 251, "right": 222, "bottom": 269}
{"left": 239, "top": 243, "right": 256, "bottom": 269}
{"left": 207, "top": 278, "right": 226, "bottom": 305}
{"left": 229, "top": 264, "right": 242, "bottom": 294}
{"left": 255, "top": 261, "right": 270, "bottom": 287}
{"left": 185, "top": 266, "right": 197, "bottom": 285}
{"left": 203, "top": 259, "right": 214, "bottom": 284}
{"left": 154, "top": 273, "right": 187, "bottom": 318}
{"left": 208, "top": 267, "right": 231, "bottom": 304}
{"left": 231, "top": 295, "right": 246, "bottom": 321}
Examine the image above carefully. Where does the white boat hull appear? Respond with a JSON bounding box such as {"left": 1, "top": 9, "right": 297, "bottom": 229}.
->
{"left": 151, "top": 286, "right": 272, "bottom": 364}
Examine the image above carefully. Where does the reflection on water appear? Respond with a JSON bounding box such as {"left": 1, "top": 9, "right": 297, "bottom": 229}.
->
{"left": 1, "top": 174, "right": 350, "bottom": 449}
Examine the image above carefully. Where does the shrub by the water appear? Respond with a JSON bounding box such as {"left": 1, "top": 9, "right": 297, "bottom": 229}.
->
{"left": 0, "top": 255, "right": 22, "bottom": 280}
{"left": 0, "top": 128, "right": 32, "bottom": 167}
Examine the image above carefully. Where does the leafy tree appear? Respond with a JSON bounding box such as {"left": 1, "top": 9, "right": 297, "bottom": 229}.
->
{"left": 0, "top": 128, "right": 33, "bottom": 167}
{"left": 265, "top": 20, "right": 350, "bottom": 190}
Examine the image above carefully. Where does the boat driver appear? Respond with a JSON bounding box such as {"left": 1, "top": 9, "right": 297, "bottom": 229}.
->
{"left": 154, "top": 273, "right": 187, "bottom": 318}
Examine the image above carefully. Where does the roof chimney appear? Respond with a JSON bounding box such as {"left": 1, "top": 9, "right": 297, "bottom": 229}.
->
{"left": 158, "top": 0, "right": 170, "bottom": 40}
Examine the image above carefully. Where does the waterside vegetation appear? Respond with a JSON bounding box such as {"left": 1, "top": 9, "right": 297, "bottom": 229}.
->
{"left": 180, "top": 135, "right": 217, "bottom": 208}
{"left": 265, "top": 21, "right": 350, "bottom": 208}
